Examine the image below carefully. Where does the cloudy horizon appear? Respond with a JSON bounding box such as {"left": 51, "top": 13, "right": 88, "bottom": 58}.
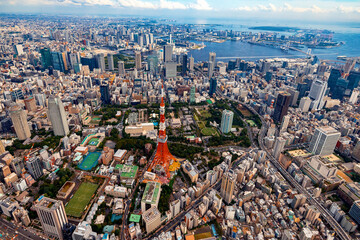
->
{"left": 1, "top": 0, "right": 360, "bottom": 23}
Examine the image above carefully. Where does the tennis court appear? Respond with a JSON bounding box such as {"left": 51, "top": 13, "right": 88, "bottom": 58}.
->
{"left": 78, "top": 152, "right": 101, "bottom": 170}
{"left": 88, "top": 138, "right": 100, "bottom": 146}
{"left": 65, "top": 182, "right": 98, "bottom": 218}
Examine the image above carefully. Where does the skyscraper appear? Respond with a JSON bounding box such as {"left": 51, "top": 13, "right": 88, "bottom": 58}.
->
{"left": 118, "top": 61, "right": 125, "bottom": 76}
{"left": 328, "top": 68, "right": 342, "bottom": 93}
{"left": 24, "top": 96, "right": 37, "bottom": 112}
{"left": 220, "top": 110, "right": 234, "bottom": 134}
{"left": 347, "top": 71, "right": 360, "bottom": 91}
{"left": 9, "top": 105, "right": 31, "bottom": 140}
{"left": 220, "top": 170, "right": 236, "bottom": 204}
{"left": 48, "top": 96, "right": 69, "bottom": 136}
{"left": 51, "top": 52, "right": 65, "bottom": 72}
{"left": 182, "top": 54, "right": 187, "bottom": 76}
{"left": 96, "top": 53, "right": 105, "bottom": 72}
{"left": 40, "top": 47, "right": 52, "bottom": 70}
{"left": 26, "top": 157, "right": 43, "bottom": 180}
{"left": 209, "top": 78, "right": 217, "bottom": 97}
{"left": 100, "top": 84, "right": 111, "bottom": 104}
{"left": 165, "top": 62, "right": 177, "bottom": 78}
{"left": 147, "top": 54, "right": 158, "bottom": 74}
{"left": 189, "top": 56, "right": 194, "bottom": 71}
{"left": 299, "top": 97, "right": 312, "bottom": 113}
{"left": 35, "top": 197, "right": 68, "bottom": 240}
{"left": 309, "top": 126, "right": 340, "bottom": 156}
{"left": 135, "top": 51, "right": 141, "bottom": 70}
{"left": 107, "top": 53, "right": 114, "bottom": 71}
{"left": 190, "top": 86, "right": 196, "bottom": 104}
{"left": 273, "top": 137, "right": 286, "bottom": 160}
{"left": 273, "top": 91, "right": 291, "bottom": 123}
{"left": 163, "top": 44, "right": 173, "bottom": 62}
{"left": 209, "top": 52, "right": 216, "bottom": 65}
{"left": 349, "top": 89, "right": 359, "bottom": 104}
{"left": 308, "top": 79, "right": 327, "bottom": 110}
{"left": 280, "top": 115, "right": 290, "bottom": 133}
{"left": 332, "top": 77, "right": 349, "bottom": 100}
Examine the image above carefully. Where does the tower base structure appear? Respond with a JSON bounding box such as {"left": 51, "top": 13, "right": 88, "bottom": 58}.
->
{"left": 147, "top": 137, "right": 180, "bottom": 184}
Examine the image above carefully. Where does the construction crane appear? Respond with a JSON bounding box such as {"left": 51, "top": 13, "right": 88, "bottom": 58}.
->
{"left": 24, "top": 143, "right": 34, "bottom": 162}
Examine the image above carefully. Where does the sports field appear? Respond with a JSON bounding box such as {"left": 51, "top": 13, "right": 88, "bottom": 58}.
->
{"left": 88, "top": 138, "right": 100, "bottom": 146}
{"left": 78, "top": 152, "right": 101, "bottom": 170}
{"left": 65, "top": 182, "right": 98, "bottom": 218}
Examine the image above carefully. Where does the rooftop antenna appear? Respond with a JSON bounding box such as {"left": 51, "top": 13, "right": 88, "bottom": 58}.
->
{"left": 169, "top": 34, "right": 172, "bottom": 44}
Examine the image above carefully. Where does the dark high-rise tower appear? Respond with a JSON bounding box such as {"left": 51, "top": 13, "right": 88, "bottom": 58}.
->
{"left": 209, "top": 78, "right": 217, "bottom": 97}
{"left": 273, "top": 91, "right": 291, "bottom": 123}
{"left": 347, "top": 71, "right": 360, "bottom": 91}
{"left": 100, "top": 84, "right": 110, "bottom": 104}
{"left": 328, "top": 68, "right": 342, "bottom": 93}
{"left": 182, "top": 55, "right": 187, "bottom": 76}
{"left": 40, "top": 47, "right": 52, "bottom": 70}
{"left": 332, "top": 78, "right": 348, "bottom": 100}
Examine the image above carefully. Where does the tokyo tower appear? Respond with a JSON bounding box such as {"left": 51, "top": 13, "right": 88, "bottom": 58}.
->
{"left": 147, "top": 84, "right": 179, "bottom": 184}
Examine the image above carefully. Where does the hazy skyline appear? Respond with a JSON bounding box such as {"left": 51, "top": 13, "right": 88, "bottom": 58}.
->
{"left": 1, "top": 0, "right": 360, "bottom": 23}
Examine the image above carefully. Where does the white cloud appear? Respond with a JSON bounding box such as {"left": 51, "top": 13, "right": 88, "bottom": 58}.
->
{"left": 57, "top": 0, "right": 213, "bottom": 10}
{"left": 159, "top": 0, "right": 187, "bottom": 9}
{"left": 236, "top": 2, "right": 332, "bottom": 14}
{"left": 118, "top": 0, "right": 156, "bottom": 9}
{"left": 337, "top": 5, "right": 360, "bottom": 13}
{"left": 189, "top": 0, "right": 212, "bottom": 10}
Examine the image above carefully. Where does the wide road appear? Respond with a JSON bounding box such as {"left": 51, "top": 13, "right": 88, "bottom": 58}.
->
{"left": 0, "top": 218, "right": 44, "bottom": 240}
{"left": 225, "top": 91, "right": 351, "bottom": 240}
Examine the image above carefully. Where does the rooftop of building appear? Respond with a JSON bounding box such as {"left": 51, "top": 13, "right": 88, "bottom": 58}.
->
{"left": 141, "top": 181, "right": 161, "bottom": 205}
{"left": 115, "top": 164, "right": 138, "bottom": 179}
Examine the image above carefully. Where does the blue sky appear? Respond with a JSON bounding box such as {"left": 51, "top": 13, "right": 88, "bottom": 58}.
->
{"left": 1, "top": 0, "right": 360, "bottom": 22}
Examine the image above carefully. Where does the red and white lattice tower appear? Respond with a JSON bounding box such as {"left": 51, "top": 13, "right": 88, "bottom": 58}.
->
{"left": 147, "top": 84, "right": 177, "bottom": 183}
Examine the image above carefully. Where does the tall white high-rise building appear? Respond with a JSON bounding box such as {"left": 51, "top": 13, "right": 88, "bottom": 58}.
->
{"left": 107, "top": 53, "right": 114, "bottom": 71}
{"left": 309, "top": 126, "right": 340, "bottom": 156}
{"left": 280, "top": 115, "right": 290, "bottom": 133}
{"left": 163, "top": 44, "right": 173, "bottom": 62}
{"left": 135, "top": 51, "right": 141, "bottom": 70}
{"left": 189, "top": 56, "right": 194, "bottom": 71}
{"left": 349, "top": 89, "right": 359, "bottom": 104}
{"left": 118, "top": 61, "right": 125, "bottom": 77}
{"left": 209, "top": 52, "right": 216, "bottom": 65}
{"left": 9, "top": 105, "right": 31, "bottom": 140}
{"left": 273, "top": 137, "right": 286, "bottom": 160}
{"left": 96, "top": 53, "right": 105, "bottom": 72}
{"left": 309, "top": 79, "right": 327, "bottom": 110}
{"left": 220, "top": 110, "right": 234, "bottom": 134}
{"left": 299, "top": 97, "right": 312, "bottom": 113}
{"left": 48, "top": 96, "right": 69, "bottom": 136}
{"left": 35, "top": 197, "right": 68, "bottom": 240}
{"left": 220, "top": 170, "right": 236, "bottom": 204}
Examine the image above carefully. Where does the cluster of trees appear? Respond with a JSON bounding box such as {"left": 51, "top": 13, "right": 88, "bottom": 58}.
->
{"left": 158, "top": 183, "right": 173, "bottom": 214}
{"left": 38, "top": 168, "right": 73, "bottom": 198}
{"left": 208, "top": 156, "right": 225, "bottom": 170}
{"left": 93, "top": 106, "right": 123, "bottom": 125}
{"left": 6, "top": 134, "right": 62, "bottom": 154}
{"left": 230, "top": 102, "right": 262, "bottom": 128}
{"left": 207, "top": 128, "right": 251, "bottom": 148}
{"left": 168, "top": 143, "right": 203, "bottom": 159}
